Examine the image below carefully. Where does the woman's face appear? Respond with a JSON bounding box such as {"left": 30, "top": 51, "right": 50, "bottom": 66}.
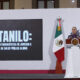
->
{"left": 72, "top": 27, "right": 77, "bottom": 34}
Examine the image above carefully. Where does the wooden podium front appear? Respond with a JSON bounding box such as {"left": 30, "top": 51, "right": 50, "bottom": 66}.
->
{"left": 66, "top": 38, "right": 80, "bottom": 44}
{"left": 66, "top": 39, "right": 72, "bottom": 44}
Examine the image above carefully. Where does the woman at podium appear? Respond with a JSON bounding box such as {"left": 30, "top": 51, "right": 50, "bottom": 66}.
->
{"left": 68, "top": 27, "right": 80, "bottom": 39}
{"left": 65, "top": 27, "right": 80, "bottom": 78}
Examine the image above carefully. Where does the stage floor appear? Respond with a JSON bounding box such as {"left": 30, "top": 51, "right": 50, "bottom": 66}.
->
{"left": 0, "top": 74, "right": 64, "bottom": 79}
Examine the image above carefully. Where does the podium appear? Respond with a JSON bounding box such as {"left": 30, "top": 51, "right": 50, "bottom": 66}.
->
{"left": 56, "top": 38, "right": 80, "bottom": 74}
{"left": 65, "top": 38, "right": 80, "bottom": 78}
